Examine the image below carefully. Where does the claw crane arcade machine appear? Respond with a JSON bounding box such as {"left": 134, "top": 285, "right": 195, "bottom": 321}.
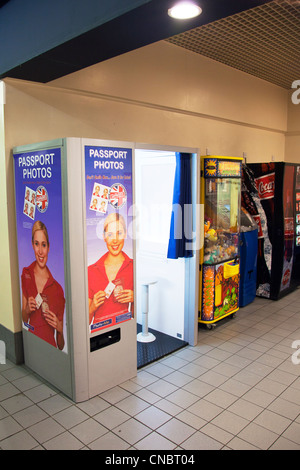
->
{"left": 199, "top": 156, "right": 243, "bottom": 328}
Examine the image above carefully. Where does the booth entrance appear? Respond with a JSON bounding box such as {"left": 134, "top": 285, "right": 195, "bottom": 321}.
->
{"left": 135, "top": 146, "right": 199, "bottom": 368}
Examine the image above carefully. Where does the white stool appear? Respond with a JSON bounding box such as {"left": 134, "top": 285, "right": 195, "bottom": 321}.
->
{"left": 137, "top": 279, "right": 157, "bottom": 343}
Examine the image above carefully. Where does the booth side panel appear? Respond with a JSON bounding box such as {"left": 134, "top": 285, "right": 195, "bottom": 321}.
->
{"left": 65, "top": 138, "right": 90, "bottom": 402}
{"left": 22, "top": 330, "right": 73, "bottom": 396}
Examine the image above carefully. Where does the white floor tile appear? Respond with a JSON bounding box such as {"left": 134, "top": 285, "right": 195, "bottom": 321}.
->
{"left": 43, "top": 430, "right": 83, "bottom": 450}
{"left": 0, "top": 430, "right": 39, "bottom": 450}
{"left": 113, "top": 417, "right": 151, "bottom": 445}
{"left": 135, "top": 431, "right": 176, "bottom": 450}
{"left": 1, "top": 296, "right": 300, "bottom": 450}
{"left": 238, "top": 422, "right": 279, "bottom": 450}
{"left": 156, "top": 417, "right": 195, "bottom": 445}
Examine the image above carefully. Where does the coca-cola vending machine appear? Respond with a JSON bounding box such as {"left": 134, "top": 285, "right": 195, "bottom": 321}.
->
{"left": 293, "top": 165, "right": 300, "bottom": 279}
{"left": 242, "top": 162, "right": 299, "bottom": 300}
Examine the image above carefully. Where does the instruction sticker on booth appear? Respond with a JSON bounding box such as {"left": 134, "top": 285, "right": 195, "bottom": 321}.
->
{"left": 84, "top": 145, "right": 134, "bottom": 334}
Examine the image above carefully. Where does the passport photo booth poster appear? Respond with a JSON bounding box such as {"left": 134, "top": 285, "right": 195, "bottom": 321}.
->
{"left": 85, "top": 145, "right": 134, "bottom": 334}
{"left": 14, "top": 147, "right": 67, "bottom": 353}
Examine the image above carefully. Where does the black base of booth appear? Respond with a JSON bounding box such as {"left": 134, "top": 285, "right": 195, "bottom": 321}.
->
{"left": 137, "top": 324, "right": 188, "bottom": 369}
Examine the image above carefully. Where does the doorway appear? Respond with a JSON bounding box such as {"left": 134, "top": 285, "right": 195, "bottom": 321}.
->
{"left": 134, "top": 147, "right": 198, "bottom": 368}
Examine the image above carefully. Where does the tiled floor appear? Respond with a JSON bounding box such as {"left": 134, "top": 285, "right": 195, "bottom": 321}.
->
{"left": 1, "top": 292, "right": 300, "bottom": 450}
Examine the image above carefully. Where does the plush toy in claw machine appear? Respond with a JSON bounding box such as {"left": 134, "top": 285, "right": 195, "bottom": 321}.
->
{"left": 204, "top": 219, "right": 238, "bottom": 265}
{"left": 203, "top": 220, "right": 218, "bottom": 263}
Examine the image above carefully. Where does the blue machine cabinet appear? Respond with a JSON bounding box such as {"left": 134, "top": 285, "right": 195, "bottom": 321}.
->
{"left": 239, "top": 229, "right": 258, "bottom": 307}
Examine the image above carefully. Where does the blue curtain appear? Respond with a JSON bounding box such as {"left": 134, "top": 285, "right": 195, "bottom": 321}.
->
{"left": 167, "top": 152, "right": 193, "bottom": 259}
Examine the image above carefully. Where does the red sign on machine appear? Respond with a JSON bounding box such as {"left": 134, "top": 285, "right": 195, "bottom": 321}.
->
{"left": 252, "top": 214, "right": 263, "bottom": 239}
{"left": 255, "top": 173, "right": 275, "bottom": 200}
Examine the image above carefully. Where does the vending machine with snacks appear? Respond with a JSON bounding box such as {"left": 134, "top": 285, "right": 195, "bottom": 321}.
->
{"left": 199, "top": 156, "right": 243, "bottom": 328}
{"left": 242, "top": 162, "right": 300, "bottom": 300}
{"left": 13, "top": 137, "right": 137, "bottom": 402}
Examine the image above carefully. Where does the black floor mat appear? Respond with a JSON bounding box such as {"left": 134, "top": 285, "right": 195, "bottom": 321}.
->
{"left": 137, "top": 323, "right": 188, "bottom": 369}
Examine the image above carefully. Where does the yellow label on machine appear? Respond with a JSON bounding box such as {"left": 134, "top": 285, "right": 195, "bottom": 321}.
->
{"left": 215, "top": 283, "right": 222, "bottom": 307}
{"left": 224, "top": 261, "right": 239, "bottom": 279}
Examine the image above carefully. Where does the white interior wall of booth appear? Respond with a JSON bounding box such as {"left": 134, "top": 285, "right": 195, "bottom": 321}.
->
{"left": 135, "top": 149, "right": 183, "bottom": 338}
{"left": 1, "top": 40, "right": 293, "bottom": 343}
{"left": 135, "top": 146, "right": 198, "bottom": 344}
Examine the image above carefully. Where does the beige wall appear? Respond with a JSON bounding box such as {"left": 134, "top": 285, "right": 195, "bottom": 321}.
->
{"left": 285, "top": 90, "right": 300, "bottom": 163}
{"left": 49, "top": 41, "right": 288, "bottom": 161}
{"left": 0, "top": 83, "right": 15, "bottom": 331}
{"left": 1, "top": 40, "right": 291, "bottom": 333}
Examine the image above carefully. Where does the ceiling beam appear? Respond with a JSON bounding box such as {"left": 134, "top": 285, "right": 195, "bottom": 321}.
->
{"left": 0, "top": 0, "right": 273, "bottom": 83}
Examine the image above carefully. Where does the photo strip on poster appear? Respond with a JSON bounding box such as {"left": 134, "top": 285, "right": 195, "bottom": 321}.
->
{"left": 84, "top": 145, "right": 133, "bottom": 334}
{"left": 13, "top": 147, "right": 68, "bottom": 353}
{"left": 89, "top": 183, "right": 110, "bottom": 213}
{"left": 23, "top": 186, "right": 36, "bottom": 220}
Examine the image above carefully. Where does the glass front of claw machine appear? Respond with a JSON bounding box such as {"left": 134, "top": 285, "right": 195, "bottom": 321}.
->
{"left": 199, "top": 157, "right": 242, "bottom": 327}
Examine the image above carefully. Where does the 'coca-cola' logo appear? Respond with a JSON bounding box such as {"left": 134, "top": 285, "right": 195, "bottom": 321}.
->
{"left": 282, "top": 268, "right": 291, "bottom": 286}
{"left": 284, "top": 217, "right": 294, "bottom": 238}
{"left": 255, "top": 173, "right": 275, "bottom": 200}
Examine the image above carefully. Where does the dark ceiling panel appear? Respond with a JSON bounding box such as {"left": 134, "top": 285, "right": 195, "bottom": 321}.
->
{"left": 0, "top": 0, "right": 273, "bottom": 83}
{"left": 167, "top": 0, "right": 300, "bottom": 89}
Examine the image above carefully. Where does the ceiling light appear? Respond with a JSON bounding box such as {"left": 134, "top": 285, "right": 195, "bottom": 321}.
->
{"left": 168, "top": 1, "right": 202, "bottom": 20}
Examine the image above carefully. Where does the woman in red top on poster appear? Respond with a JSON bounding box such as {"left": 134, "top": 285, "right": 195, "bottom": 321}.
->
{"left": 21, "top": 221, "right": 65, "bottom": 350}
{"left": 88, "top": 213, "right": 133, "bottom": 325}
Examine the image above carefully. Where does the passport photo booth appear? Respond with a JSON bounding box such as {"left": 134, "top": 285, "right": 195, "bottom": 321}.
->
{"left": 13, "top": 137, "right": 137, "bottom": 402}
